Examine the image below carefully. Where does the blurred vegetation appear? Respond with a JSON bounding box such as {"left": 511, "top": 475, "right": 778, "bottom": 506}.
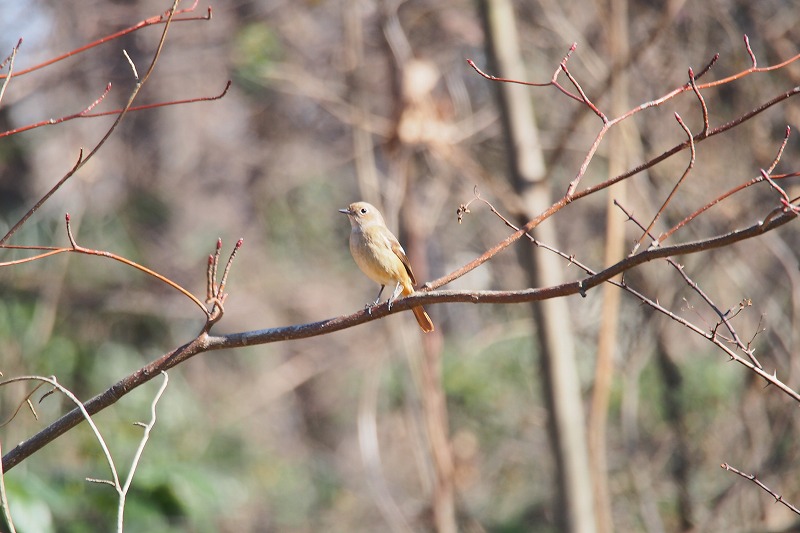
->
{"left": 1, "top": 0, "right": 800, "bottom": 532}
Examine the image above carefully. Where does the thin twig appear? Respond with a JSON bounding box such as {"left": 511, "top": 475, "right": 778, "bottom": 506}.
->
{"left": 0, "top": 38, "right": 22, "bottom": 107}
{"left": 0, "top": 0, "right": 190, "bottom": 245}
{"left": 636, "top": 111, "right": 695, "bottom": 250}
{"left": 616, "top": 200, "right": 764, "bottom": 369}
{"left": 122, "top": 49, "right": 139, "bottom": 80}
{"left": 0, "top": 81, "right": 231, "bottom": 139}
{"left": 0, "top": 375, "right": 121, "bottom": 490}
{"left": 761, "top": 169, "right": 799, "bottom": 213}
{"left": 211, "top": 238, "right": 222, "bottom": 295}
{"left": 660, "top": 126, "right": 793, "bottom": 242}
{"left": 744, "top": 35, "right": 757, "bottom": 69}
{"left": 217, "top": 238, "right": 243, "bottom": 297}
{"left": 577, "top": 86, "right": 800, "bottom": 208}
{"left": 467, "top": 43, "right": 584, "bottom": 103}
{"left": 470, "top": 36, "right": 800, "bottom": 202}
{"left": 63, "top": 219, "right": 209, "bottom": 316}
{"left": 688, "top": 67, "right": 710, "bottom": 137}
{"left": 721, "top": 463, "right": 800, "bottom": 516}
{"left": 116, "top": 372, "right": 169, "bottom": 531}
{"left": 0, "top": 0, "right": 207, "bottom": 80}
{"left": 0, "top": 381, "right": 48, "bottom": 428}
{"left": 0, "top": 38, "right": 22, "bottom": 71}
{"left": 0, "top": 440, "right": 16, "bottom": 533}
{"left": 560, "top": 59, "right": 607, "bottom": 122}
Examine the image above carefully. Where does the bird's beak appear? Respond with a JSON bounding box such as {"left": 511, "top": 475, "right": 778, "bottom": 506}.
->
{"left": 339, "top": 208, "right": 352, "bottom": 215}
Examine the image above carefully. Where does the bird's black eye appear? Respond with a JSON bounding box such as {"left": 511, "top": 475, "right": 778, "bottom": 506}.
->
{"left": 360, "top": 207, "right": 368, "bottom": 214}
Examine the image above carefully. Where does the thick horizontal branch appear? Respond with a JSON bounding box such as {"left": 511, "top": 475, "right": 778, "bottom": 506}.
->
{"left": 1, "top": 337, "right": 204, "bottom": 472}
{"left": 4, "top": 207, "right": 797, "bottom": 472}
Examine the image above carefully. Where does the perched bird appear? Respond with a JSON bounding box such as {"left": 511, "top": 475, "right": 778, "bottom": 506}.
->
{"left": 339, "top": 202, "right": 434, "bottom": 333}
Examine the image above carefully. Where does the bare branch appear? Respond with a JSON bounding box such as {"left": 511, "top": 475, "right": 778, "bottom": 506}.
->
{"left": 0, "top": 0, "right": 199, "bottom": 246}
{"left": 0, "top": 0, "right": 208, "bottom": 80}
{"left": 0, "top": 441, "right": 16, "bottom": 533}
{"left": 122, "top": 50, "right": 139, "bottom": 80}
{"left": 721, "top": 463, "right": 800, "bottom": 516}
{"left": 3, "top": 197, "right": 799, "bottom": 473}
{"left": 0, "top": 81, "right": 231, "bottom": 139}
{"left": 0, "top": 375, "right": 122, "bottom": 489}
{"left": 466, "top": 43, "right": 584, "bottom": 103}
{"left": 637, "top": 111, "right": 696, "bottom": 250}
{"left": 0, "top": 38, "right": 22, "bottom": 107}
{"left": 1, "top": 215, "right": 211, "bottom": 317}
{"left": 116, "top": 372, "right": 169, "bottom": 531}
{"left": 688, "top": 67, "right": 710, "bottom": 137}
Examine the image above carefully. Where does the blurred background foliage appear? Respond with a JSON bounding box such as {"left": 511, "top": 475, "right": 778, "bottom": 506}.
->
{"left": 1, "top": 0, "right": 800, "bottom": 531}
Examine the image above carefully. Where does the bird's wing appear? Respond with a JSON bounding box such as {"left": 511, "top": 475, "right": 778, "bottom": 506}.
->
{"left": 388, "top": 235, "right": 416, "bottom": 286}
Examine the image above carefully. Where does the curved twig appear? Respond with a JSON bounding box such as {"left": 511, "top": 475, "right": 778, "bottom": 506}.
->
{"left": 1, "top": 215, "right": 210, "bottom": 317}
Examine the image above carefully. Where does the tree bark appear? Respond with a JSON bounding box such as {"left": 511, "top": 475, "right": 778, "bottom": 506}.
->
{"left": 480, "top": 0, "right": 596, "bottom": 531}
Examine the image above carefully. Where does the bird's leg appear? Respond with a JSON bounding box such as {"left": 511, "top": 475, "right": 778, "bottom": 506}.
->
{"left": 365, "top": 285, "right": 385, "bottom": 315}
{"left": 373, "top": 285, "right": 386, "bottom": 306}
{"left": 387, "top": 282, "right": 403, "bottom": 310}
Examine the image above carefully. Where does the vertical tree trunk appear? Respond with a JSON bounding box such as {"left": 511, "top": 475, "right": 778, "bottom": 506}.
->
{"left": 589, "top": 1, "right": 630, "bottom": 531}
{"left": 378, "top": 3, "right": 458, "bottom": 531}
{"left": 480, "top": 1, "right": 596, "bottom": 531}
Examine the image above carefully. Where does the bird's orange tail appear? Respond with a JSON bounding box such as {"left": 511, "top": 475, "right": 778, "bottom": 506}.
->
{"left": 412, "top": 306, "right": 434, "bottom": 333}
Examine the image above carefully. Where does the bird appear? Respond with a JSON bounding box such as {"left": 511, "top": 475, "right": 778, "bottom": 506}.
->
{"left": 339, "top": 201, "right": 434, "bottom": 333}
